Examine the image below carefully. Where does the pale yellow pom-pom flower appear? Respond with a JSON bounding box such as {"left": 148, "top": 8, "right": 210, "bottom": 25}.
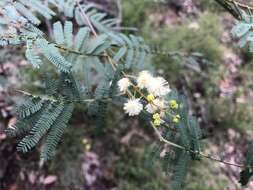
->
{"left": 123, "top": 98, "right": 143, "bottom": 116}
{"left": 137, "top": 70, "right": 153, "bottom": 89}
{"left": 117, "top": 77, "right": 131, "bottom": 92}
{"left": 147, "top": 77, "right": 171, "bottom": 97}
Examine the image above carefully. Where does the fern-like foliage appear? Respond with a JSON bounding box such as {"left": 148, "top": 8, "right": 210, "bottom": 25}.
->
{"left": 231, "top": 10, "right": 253, "bottom": 51}
{"left": 17, "top": 96, "right": 46, "bottom": 118}
{"left": 0, "top": 0, "right": 117, "bottom": 35}
{"left": 50, "top": 0, "right": 118, "bottom": 32}
{"left": 108, "top": 33, "right": 151, "bottom": 69}
{"left": 0, "top": 0, "right": 55, "bottom": 31}
{"left": 36, "top": 38, "right": 72, "bottom": 72}
{"left": 25, "top": 39, "right": 43, "bottom": 68}
{"left": 40, "top": 102, "right": 74, "bottom": 162}
{"left": 17, "top": 101, "right": 65, "bottom": 153}
{"left": 171, "top": 151, "right": 191, "bottom": 190}
{"left": 6, "top": 77, "right": 77, "bottom": 162}
{"left": 6, "top": 71, "right": 83, "bottom": 161}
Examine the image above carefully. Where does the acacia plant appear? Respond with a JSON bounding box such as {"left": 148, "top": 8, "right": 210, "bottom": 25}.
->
{"left": 1, "top": 0, "right": 253, "bottom": 189}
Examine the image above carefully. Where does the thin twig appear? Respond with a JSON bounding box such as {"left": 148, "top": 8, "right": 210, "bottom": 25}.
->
{"left": 14, "top": 88, "right": 124, "bottom": 104}
{"left": 44, "top": 0, "right": 53, "bottom": 39}
{"left": 150, "top": 122, "right": 246, "bottom": 168}
{"left": 215, "top": 0, "right": 253, "bottom": 19}
{"left": 76, "top": 0, "right": 98, "bottom": 37}
{"left": 116, "top": 0, "right": 122, "bottom": 27}
{"left": 53, "top": 43, "right": 107, "bottom": 58}
{"left": 113, "top": 26, "right": 138, "bottom": 32}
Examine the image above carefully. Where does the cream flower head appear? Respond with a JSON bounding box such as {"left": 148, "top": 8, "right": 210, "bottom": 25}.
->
{"left": 147, "top": 77, "right": 171, "bottom": 97}
{"left": 123, "top": 99, "right": 143, "bottom": 116}
{"left": 117, "top": 77, "right": 131, "bottom": 92}
{"left": 137, "top": 70, "right": 153, "bottom": 89}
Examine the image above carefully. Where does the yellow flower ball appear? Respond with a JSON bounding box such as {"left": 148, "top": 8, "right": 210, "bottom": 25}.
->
{"left": 172, "top": 117, "right": 179, "bottom": 124}
{"left": 85, "top": 144, "right": 91, "bottom": 151}
{"left": 147, "top": 94, "right": 155, "bottom": 102}
{"left": 153, "top": 113, "right": 160, "bottom": 120}
{"left": 154, "top": 119, "right": 161, "bottom": 126}
{"left": 169, "top": 100, "right": 179, "bottom": 109}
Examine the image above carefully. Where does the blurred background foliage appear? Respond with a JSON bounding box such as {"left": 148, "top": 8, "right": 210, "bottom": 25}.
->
{"left": 1, "top": 0, "right": 253, "bottom": 189}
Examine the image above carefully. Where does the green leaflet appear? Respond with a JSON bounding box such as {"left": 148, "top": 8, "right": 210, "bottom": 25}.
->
{"left": 130, "top": 35, "right": 140, "bottom": 67}
{"left": 44, "top": 75, "right": 59, "bottom": 96}
{"left": 89, "top": 65, "right": 122, "bottom": 134}
{"left": 112, "top": 33, "right": 149, "bottom": 69}
{"left": 64, "top": 21, "right": 73, "bottom": 48}
{"left": 25, "top": 24, "right": 45, "bottom": 37}
{"left": 86, "top": 34, "right": 109, "bottom": 54}
{"left": 17, "top": 102, "right": 65, "bottom": 153}
{"left": 35, "top": 38, "right": 72, "bottom": 72}
{"left": 231, "top": 21, "right": 252, "bottom": 38}
{"left": 40, "top": 103, "right": 74, "bottom": 162}
{"left": 48, "top": 0, "right": 64, "bottom": 12}
{"left": 188, "top": 116, "right": 202, "bottom": 155}
{"left": 109, "top": 65, "right": 123, "bottom": 97}
{"left": 171, "top": 151, "right": 191, "bottom": 190}
{"left": 145, "top": 142, "right": 164, "bottom": 169}
{"left": 92, "top": 16, "right": 117, "bottom": 33}
{"left": 39, "top": 0, "right": 117, "bottom": 31}
{"left": 53, "top": 21, "right": 65, "bottom": 45}
{"left": 82, "top": 57, "right": 93, "bottom": 93}
{"left": 53, "top": 21, "right": 74, "bottom": 48}
{"left": 113, "top": 46, "right": 127, "bottom": 62}
{"left": 13, "top": 99, "right": 68, "bottom": 156}
{"left": 25, "top": 40, "right": 43, "bottom": 68}
{"left": 64, "top": 0, "right": 75, "bottom": 18}
{"left": 231, "top": 10, "right": 253, "bottom": 52}
{"left": 58, "top": 72, "right": 83, "bottom": 101}
{"left": 17, "top": 97, "right": 45, "bottom": 118}
{"left": 89, "top": 80, "right": 110, "bottom": 134}
{"left": 73, "top": 56, "right": 107, "bottom": 93}
{"left": 19, "top": 0, "right": 55, "bottom": 19}
{"left": 6, "top": 71, "right": 82, "bottom": 161}
{"left": 14, "top": 2, "right": 40, "bottom": 25}
{"left": 0, "top": 1, "right": 56, "bottom": 39}
{"left": 90, "top": 57, "right": 106, "bottom": 77}
{"left": 5, "top": 119, "right": 31, "bottom": 137}
{"left": 6, "top": 102, "right": 51, "bottom": 138}
{"left": 74, "top": 27, "right": 90, "bottom": 51}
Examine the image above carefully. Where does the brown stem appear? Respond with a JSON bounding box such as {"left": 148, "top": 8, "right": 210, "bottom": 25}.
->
{"left": 76, "top": 0, "right": 98, "bottom": 37}
{"left": 214, "top": 0, "right": 253, "bottom": 19}
{"left": 150, "top": 122, "right": 246, "bottom": 168}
